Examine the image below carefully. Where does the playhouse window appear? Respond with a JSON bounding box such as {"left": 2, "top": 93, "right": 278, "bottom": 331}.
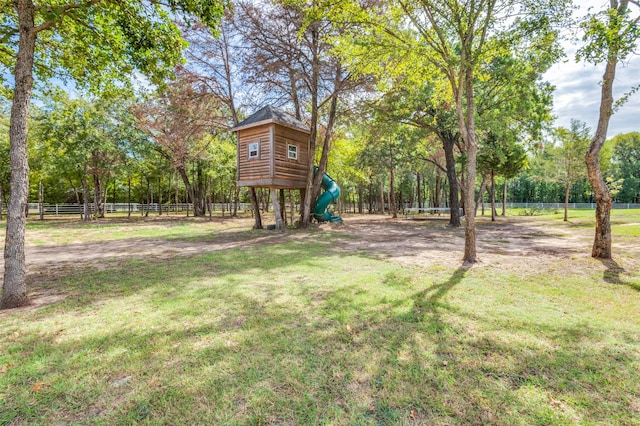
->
{"left": 248, "top": 142, "right": 259, "bottom": 159}
{"left": 287, "top": 144, "right": 298, "bottom": 160}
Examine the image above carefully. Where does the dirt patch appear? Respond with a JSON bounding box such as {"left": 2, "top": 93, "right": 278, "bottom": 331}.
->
{"left": 2, "top": 214, "right": 638, "bottom": 309}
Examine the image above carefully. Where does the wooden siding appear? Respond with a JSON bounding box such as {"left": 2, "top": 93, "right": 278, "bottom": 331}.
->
{"left": 273, "top": 124, "right": 309, "bottom": 185}
{"left": 237, "top": 125, "right": 271, "bottom": 185}
{"left": 237, "top": 123, "right": 310, "bottom": 189}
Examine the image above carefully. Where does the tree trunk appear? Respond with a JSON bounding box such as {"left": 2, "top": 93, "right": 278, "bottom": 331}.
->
{"left": 2, "top": 0, "right": 37, "bottom": 309}
{"left": 564, "top": 179, "right": 570, "bottom": 222}
{"left": 144, "top": 178, "right": 150, "bottom": 217}
{"left": 442, "top": 134, "right": 461, "bottom": 227}
{"left": 379, "top": 180, "right": 385, "bottom": 214}
{"left": 585, "top": 42, "right": 619, "bottom": 258}
{"left": 233, "top": 186, "right": 239, "bottom": 217}
{"left": 82, "top": 174, "right": 91, "bottom": 221}
{"left": 301, "top": 26, "right": 320, "bottom": 227}
{"left": 288, "top": 190, "right": 294, "bottom": 224}
{"left": 457, "top": 67, "right": 478, "bottom": 264}
{"left": 128, "top": 176, "right": 132, "bottom": 218}
{"left": 434, "top": 169, "right": 441, "bottom": 208}
{"left": 158, "top": 177, "right": 163, "bottom": 216}
{"left": 389, "top": 164, "right": 397, "bottom": 218}
{"left": 38, "top": 180, "right": 44, "bottom": 220}
{"left": 177, "top": 166, "right": 197, "bottom": 217}
{"left": 490, "top": 170, "right": 496, "bottom": 222}
{"left": 93, "top": 174, "right": 104, "bottom": 218}
{"left": 502, "top": 180, "right": 507, "bottom": 216}
{"left": 368, "top": 177, "right": 373, "bottom": 213}
{"left": 475, "top": 175, "right": 487, "bottom": 217}
{"left": 299, "top": 188, "right": 306, "bottom": 224}
{"left": 250, "top": 187, "right": 262, "bottom": 229}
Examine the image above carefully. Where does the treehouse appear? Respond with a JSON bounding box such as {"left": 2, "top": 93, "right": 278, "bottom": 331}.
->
{"left": 232, "top": 105, "right": 310, "bottom": 190}
{"left": 232, "top": 105, "right": 312, "bottom": 229}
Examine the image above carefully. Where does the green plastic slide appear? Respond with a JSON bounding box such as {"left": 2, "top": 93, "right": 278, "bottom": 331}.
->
{"left": 313, "top": 166, "right": 343, "bottom": 222}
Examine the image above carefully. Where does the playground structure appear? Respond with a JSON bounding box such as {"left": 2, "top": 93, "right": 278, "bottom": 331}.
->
{"left": 232, "top": 106, "right": 341, "bottom": 227}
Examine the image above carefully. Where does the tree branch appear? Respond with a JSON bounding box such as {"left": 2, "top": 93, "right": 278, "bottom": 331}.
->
{"left": 34, "top": 0, "right": 102, "bottom": 33}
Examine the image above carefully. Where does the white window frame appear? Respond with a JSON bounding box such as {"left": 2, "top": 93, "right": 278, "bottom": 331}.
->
{"left": 248, "top": 141, "right": 260, "bottom": 159}
{"left": 287, "top": 144, "right": 298, "bottom": 160}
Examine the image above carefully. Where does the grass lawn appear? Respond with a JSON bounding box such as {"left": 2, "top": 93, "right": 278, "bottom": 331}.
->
{"left": 1, "top": 212, "right": 639, "bottom": 425}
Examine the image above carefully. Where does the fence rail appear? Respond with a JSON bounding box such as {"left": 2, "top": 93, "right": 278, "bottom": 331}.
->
{"left": 11, "top": 201, "right": 640, "bottom": 217}
{"left": 25, "top": 203, "right": 253, "bottom": 216}
{"left": 502, "top": 202, "right": 640, "bottom": 210}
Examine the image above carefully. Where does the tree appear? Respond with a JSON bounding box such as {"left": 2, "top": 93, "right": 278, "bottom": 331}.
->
{"left": 553, "top": 120, "right": 591, "bottom": 221}
{"left": 577, "top": 0, "right": 640, "bottom": 258}
{"left": 610, "top": 132, "right": 640, "bottom": 203}
{"left": 179, "top": 15, "right": 263, "bottom": 228}
{"left": 0, "top": 1, "right": 226, "bottom": 309}
{"left": 134, "top": 76, "right": 227, "bottom": 217}
{"left": 0, "top": 102, "right": 10, "bottom": 220}
{"left": 332, "top": 0, "right": 568, "bottom": 262}
{"left": 368, "top": 84, "right": 464, "bottom": 226}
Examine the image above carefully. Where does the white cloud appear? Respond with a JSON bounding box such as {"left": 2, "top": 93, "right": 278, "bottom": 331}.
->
{"left": 545, "top": 1, "right": 640, "bottom": 136}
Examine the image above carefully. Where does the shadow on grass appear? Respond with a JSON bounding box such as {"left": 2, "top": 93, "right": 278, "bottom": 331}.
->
{"left": 2, "top": 255, "right": 640, "bottom": 425}
{"left": 600, "top": 258, "right": 640, "bottom": 291}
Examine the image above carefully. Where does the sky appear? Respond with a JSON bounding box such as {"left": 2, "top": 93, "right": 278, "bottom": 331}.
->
{"left": 543, "top": 1, "right": 640, "bottom": 137}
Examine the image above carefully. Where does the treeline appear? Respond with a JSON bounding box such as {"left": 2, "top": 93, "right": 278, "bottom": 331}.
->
{"left": 3, "top": 89, "right": 638, "bottom": 221}
{"left": 0, "top": 0, "right": 638, "bottom": 225}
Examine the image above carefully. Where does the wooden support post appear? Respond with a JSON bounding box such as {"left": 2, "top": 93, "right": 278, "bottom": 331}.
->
{"left": 271, "top": 187, "right": 284, "bottom": 230}
{"left": 279, "top": 188, "right": 286, "bottom": 225}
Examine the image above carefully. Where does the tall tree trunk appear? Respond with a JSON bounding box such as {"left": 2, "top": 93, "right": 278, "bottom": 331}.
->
{"left": 457, "top": 67, "right": 478, "bottom": 264}
{"left": 379, "top": 180, "right": 385, "bottom": 214}
{"left": 586, "top": 41, "right": 619, "bottom": 258}
{"left": 301, "top": 25, "right": 320, "bottom": 227}
{"left": 2, "top": 0, "right": 36, "bottom": 309}
{"left": 128, "top": 176, "right": 132, "bottom": 218}
{"left": 311, "top": 65, "right": 342, "bottom": 204}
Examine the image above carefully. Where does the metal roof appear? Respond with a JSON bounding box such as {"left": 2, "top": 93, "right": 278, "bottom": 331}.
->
{"left": 231, "top": 105, "right": 310, "bottom": 134}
